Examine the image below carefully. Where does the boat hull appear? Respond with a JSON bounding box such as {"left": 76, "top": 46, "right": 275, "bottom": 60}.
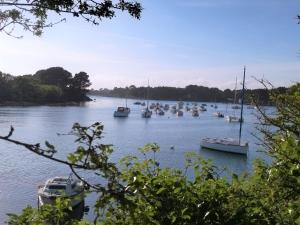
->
{"left": 201, "top": 138, "right": 248, "bottom": 155}
{"left": 114, "top": 111, "right": 129, "bottom": 117}
{"left": 38, "top": 192, "right": 84, "bottom": 207}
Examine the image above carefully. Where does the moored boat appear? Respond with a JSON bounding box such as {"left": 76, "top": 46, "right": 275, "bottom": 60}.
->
{"left": 38, "top": 175, "right": 85, "bottom": 207}
{"left": 201, "top": 66, "right": 249, "bottom": 155}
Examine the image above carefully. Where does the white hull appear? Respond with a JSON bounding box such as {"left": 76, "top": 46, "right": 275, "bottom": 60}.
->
{"left": 201, "top": 138, "right": 248, "bottom": 155}
{"left": 38, "top": 192, "right": 84, "bottom": 207}
{"left": 226, "top": 115, "right": 241, "bottom": 123}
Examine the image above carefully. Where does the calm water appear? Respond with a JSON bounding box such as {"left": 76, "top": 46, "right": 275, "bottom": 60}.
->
{"left": 0, "top": 96, "right": 268, "bottom": 223}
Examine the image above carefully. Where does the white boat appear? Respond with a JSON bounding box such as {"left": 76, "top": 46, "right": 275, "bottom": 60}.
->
{"left": 201, "top": 138, "right": 248, "bottom": 155}
{"left": 38, "top": 175, "right": 84, "bottom": 207}
{"left": 201, "top": 67, "right": 249, "bottom": 155}
{"left": 114, "top": 97, "right": 130, "bottom": 117}
{"left": 114, "top": 107, "right": 129, "bottom": 117}
{"left": 192, "top": 110, "right": 199, "bottom": 117}
{"left": 226, "top": 115, "right": 242, "bottom": 122}
{"left": 199, "top": 106, "right": 207, "bottom": 112}
{"left": 213, "top": 112, "right": 224, "bottom": 118}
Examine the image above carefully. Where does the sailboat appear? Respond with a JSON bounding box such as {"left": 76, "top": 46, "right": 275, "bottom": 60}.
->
{"left": 231, "top": 77, "right": 241, "bottom": 110}
{"left": 201, "top": 67, "right": 249, "bottom": 155}
{"left": 141, "top": 80, "right": 152, "bottom": 118}
{"left": 226, "top": 76, "right": 242, "bottom": 122}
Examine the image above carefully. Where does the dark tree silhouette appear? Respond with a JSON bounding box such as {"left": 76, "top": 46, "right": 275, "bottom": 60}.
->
{"left": 0, "top": 0, "right": 142, "bottom": 37}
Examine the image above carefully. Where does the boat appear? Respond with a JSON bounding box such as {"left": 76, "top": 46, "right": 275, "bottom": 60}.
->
{"left": 178, "top": 101, "right": 184, "bottom": 109}
{"left": 201, "top": 138, "right": 248, "bottom": 154}
{"left": 141, "top": 102, "right": 146, "bottom": 106}
{"left": 177, "top": 110, "right": 183, "bottom": 117}
{"left": 38, "top": 175, "right": 85, "bottom": 207}
{"left": 158, "top": 110, "right": 165, "bottom": 116}
{"left": 114, "top": 96, "right": 130, "bottom": 117}
{"left": 142, "top": 108, "right": 152, "bottom": 118}
{"left": 114, "top": 107, "right": 129, "bottom": 117}
{"left": 142, "top": 80, "right": 152, "bottom": 118}
{"left": 134, "top": 101, "right": 141, "bottom": 105}
{"left": 231, "top": 77, "right": 241, "bottom": 109}
{"left": 163, "top": 104, "right": 169, "bottom": 111}
{"left": 213, "top": 112, "right": 224, "bottom": 118}
{"left": 192, "top": 110, "right": 199, "bottom": 117}
{"left": 226, "top": 115, "right": 242, "bottom": 122}
{"left": 199, "top": 106, "right": 207, "bottom": 112}
{"left": 201, "top": 67, "right": 249, "bottom": 155}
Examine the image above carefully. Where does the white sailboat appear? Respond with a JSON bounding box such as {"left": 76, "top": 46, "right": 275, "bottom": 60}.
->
{"left": 142, "top": 80, "right": 152, "bottom": 118}
{"left": 231, "top": 76, "right": 241, "bottom": 110}
{"left": 201, "top": 67, "right": 249, "bottom": 155}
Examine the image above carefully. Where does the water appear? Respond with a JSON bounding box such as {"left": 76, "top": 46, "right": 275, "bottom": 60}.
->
{"left": 0, "top": 96, "right": 268, "bottom": 223}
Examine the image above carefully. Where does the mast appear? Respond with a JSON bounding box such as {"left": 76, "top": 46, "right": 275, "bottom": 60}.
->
{"left": 233, "top": 76, "right": 237, "bottom": 105}
{"left": 239, "top": 66, "right": 246, "bottom": 144}
{"left": 146, "top": 79, "right": 149, "bottom": 109}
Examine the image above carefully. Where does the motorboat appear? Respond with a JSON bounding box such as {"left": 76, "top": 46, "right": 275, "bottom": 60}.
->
{"left": 38, "top": 175, "right": 84, "bottom": 207}
{"left": 158, "top": 110, "right": 165, "bottom": 116}
{"left": 201, "top": 67, "right": 249, "bottom": 155}
{"left": 192, "top": 110, "right": 199, "bottom": 117}
{"left": 213, "top": 112, "right": 224, "bottom": 118}
{"left": 201, "top": 138, "right": 248, "bottom": 155}
{"left": 114, "top": 107, "right": 129, "bottom": 117}
{"left": 226, "top": 115, "right": 243, "bottom": 122}
{"left": 199, "top": 106, "right": 207, "bottom": 112}
{"left": 134, "top": 101, "right": 141, "bottom": 105}
{"left": 164, "top": 104, "right": 169, "bottom": 111}
{"left": 177, "top": 110, "right": 183, "bottom": 117}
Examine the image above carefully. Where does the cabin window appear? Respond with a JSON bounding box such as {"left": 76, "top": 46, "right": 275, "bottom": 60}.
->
{"left": 48, "top": 185, "right": 66, "bottom": 190}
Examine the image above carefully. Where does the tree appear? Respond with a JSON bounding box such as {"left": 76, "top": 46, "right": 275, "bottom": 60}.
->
{"left": 0, "top": 0, "right": 142, "bottom": 37}
{"left": 68, "top": 71, "right": 92, "bottom": 100}
{"left": 34, "top": 67, "right": 72, "bottom": 90}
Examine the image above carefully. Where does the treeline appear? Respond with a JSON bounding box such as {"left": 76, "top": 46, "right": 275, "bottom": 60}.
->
{"left": 90, "top": 85, "right": 287, "bottom": 105}
{"left": 0, "top": 67, "right": 91, "bottom": 104}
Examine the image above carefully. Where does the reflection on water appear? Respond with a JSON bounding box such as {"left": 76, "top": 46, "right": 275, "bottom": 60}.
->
{"left": 0, "top": 96, "right": 269, "bottom": 222}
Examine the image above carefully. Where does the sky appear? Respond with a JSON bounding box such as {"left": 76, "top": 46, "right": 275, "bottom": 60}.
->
{"left": 1, "top": 0, "right": 300, "bottom": 90}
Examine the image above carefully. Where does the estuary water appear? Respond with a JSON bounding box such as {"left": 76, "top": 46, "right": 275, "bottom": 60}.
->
{"left": 0, "top": 96, "right": 269, "bottom": 223}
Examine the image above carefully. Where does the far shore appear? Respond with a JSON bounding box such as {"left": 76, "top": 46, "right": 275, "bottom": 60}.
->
{"left": 0, "top": 101, "right": 91, "bottom": 107}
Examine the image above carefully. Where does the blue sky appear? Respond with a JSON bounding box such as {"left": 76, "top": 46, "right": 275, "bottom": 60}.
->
{"left": 1, "top": 0, "right": 300, "bottom": 89}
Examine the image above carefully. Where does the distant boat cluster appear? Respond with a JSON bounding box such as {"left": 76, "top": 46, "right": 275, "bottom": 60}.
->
{"left": 113, "top": 67, "right": 253, "bottom": 156}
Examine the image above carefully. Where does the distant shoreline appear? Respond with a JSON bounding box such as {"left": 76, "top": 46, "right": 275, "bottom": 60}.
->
{"left": 0, "top": 100, "right": 91, "bottom": 107}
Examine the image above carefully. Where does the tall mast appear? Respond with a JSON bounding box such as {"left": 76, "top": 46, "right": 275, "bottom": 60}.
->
{"left": 233, "top": 76, "right": 237, "bottom": 105}
{"left": 146, "top": 79, "right": 149, "bottom": 109}
{"left": 239, "top": 66, "right": 246, "bottom": 144}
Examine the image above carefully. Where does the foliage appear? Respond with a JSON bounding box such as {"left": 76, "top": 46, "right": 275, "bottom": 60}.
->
{"left": 0, "top": 0, "right": 142, "bottom": 37}
{"left": 90, "top": 85, "right": 287, "bottom": 105}
{"left": 1, "top": 83, "right": 300, "bottom": 224}
{"left": 0, "top": 67, "right": 91, "bottom": 104}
